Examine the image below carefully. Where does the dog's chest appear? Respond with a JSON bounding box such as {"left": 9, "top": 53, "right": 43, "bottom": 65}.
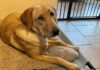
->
{"left": 39, "top": 38, "right": 48, "bottom": 51}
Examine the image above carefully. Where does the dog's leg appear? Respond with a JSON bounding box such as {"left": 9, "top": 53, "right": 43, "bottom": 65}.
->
{"left": 34, "top": 55, "right": 80, "bottom": 70}
{"left": 15, "top": 28, "right": 40, "bottom": 46}
{"left": 48, "top": 37, "right": 79, "bottom": 52}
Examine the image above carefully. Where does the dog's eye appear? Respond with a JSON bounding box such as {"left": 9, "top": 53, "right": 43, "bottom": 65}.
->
{"left": 38, "top": 16, "right": 45, "bottom": 21}
{"left": 50, "top": 12, "right": 54, "bottom": 16}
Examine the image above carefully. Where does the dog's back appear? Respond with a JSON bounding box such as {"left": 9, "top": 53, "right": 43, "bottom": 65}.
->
{"left": 0, "top": 13, "right": 21, "bottom": 45}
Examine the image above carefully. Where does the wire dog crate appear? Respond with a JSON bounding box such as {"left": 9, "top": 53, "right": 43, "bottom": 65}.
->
{"left": 57, "top": 0, "right": 100, "bottom": 20}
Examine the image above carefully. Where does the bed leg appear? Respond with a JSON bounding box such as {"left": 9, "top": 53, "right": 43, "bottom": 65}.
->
{"left": 86, "top": 61, "right": 96, "bottom": 70}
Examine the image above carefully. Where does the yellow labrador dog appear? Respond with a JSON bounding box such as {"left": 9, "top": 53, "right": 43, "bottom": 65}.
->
{"left": 0, "top": 4, "right": 80, "bottom": 70}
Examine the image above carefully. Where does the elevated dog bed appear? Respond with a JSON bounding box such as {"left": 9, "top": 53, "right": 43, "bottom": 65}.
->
{"left": 0, "top": 19, "right": 95, "bottom": 70}
{"left": 0, "top": 32, "right": 95, "bottom": 70}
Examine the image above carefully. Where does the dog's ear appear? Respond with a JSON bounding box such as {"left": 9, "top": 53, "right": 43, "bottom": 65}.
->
{"left": 50, "top": 5, "right": 58, "bottom": 24}
{"left": 50, "top": 6, "right": 57, "bottom": 16}
{"left": 20, "top": 7, "right": 34, "bottom": 30}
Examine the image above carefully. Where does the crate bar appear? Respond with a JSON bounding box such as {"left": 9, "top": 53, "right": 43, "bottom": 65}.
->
{"left": 76, "top": 1, "right": 81, "bottom": 18}
{"left": 83, "top": 0, "right": 88, "bottom": 17}
{"left": 86, "top": 0, "right": 92, "bottom": 17}
{"left": 96, "top": 4, "right": 100, "bottom": 16}
{"left": 59, "top": 1, "right": 62, "bottom": 18}
{"left": 92, "top": 0, "right": 98, "bottom": 17}
{"left": 72, "top": 1, "right": 77, "bottom": 17}
{"left": 79, "top": 1, "right": 84, "bottom": 18}
{"left": 89, "top": 0, "right": 95, "bottom": 17}
{"left": 63, "top": 1, "right": 67, "bottom": 19}
{"left": 57, "top": 0, "right": 99, "bottom": 20}
{"left": 58, "top": 17, "right": 99, "bottom": 20}
{"left": 67, "top": 0, "right": 73, "bottom": 19}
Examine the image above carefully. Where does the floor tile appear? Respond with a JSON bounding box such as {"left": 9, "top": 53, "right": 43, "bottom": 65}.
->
{"left": 75, "top": 25, "right": 100, "bottom": 37}
{"left": 72, "top": 21, "right": 97, "bottom": 26}
{"left": 86, "top": 36, "right": 100, "bottom": 44}
{"left": 85, "top": 66, "right": 91, "bottom": 70}
{"left": 78, "top": 45, "right": 100, "bottom": 69}
{"left": 72, "top": 21, "right": 100, "bottom": 37}
{"left": 91, "top": 61, "right": 100, "bottom": 69}
{"left": 58, "top": 21, "right": 77, "bottom": 32}
{"left": 91, "top": 44, "right": 100, "bottom": 54}
{"left": 96, "top": 69, "right": 100, "bottom": 70}
{"left": 64, "top": 31, "right": 90, "bottom": 46}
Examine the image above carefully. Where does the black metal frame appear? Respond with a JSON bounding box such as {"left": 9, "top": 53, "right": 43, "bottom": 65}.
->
{"left": 57, "top": 0, "right": 100, "bottom": 20}
{"left": 86, "top": 61, "right": 96, "bottom": 70}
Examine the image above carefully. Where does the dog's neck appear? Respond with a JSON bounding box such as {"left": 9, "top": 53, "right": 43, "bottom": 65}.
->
{"left": 37, "top": 34, "right": 48, "bottom": 53}
{"left": 31, "top": 27, "right": 48, "bottom": 52}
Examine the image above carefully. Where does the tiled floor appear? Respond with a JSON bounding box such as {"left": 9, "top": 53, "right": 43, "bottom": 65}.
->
{"left": 58, "top": 20, "right": 100, "bottom": 69}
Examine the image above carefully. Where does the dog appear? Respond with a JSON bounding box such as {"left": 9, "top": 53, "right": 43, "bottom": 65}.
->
{"left": 0, "top": 4, "right": 80, "bottom": 70}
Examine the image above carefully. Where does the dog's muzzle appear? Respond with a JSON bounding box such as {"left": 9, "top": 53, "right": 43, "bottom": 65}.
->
{"left": 52, "top": 29, "right": 60, "bottom": 37}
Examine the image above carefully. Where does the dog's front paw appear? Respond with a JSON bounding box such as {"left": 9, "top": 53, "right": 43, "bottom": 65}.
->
{"left": 69, "top": 64, "right": 80, "bottom": 70}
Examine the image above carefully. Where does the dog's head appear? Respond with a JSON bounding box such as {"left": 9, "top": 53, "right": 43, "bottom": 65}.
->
{"left": 20, "top": 4, "right": 59, "bottom": 38}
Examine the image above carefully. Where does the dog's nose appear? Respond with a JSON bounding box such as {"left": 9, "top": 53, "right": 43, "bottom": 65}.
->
{"left": 52, "top": 29, "right": 60, "bottom": 36}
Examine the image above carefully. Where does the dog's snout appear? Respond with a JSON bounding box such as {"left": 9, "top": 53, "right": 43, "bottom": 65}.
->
{"left": 52, "top": 29, "right": 60, "bottom": 36}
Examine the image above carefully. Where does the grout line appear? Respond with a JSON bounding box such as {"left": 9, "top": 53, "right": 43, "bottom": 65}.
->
{"left": 71, "top": 22, "right": 91, "bottom": 43}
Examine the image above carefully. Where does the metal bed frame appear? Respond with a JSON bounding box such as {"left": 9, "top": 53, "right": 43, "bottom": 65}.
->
{"left": 59, "top": 31, "right": 96, "bottom": 70}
